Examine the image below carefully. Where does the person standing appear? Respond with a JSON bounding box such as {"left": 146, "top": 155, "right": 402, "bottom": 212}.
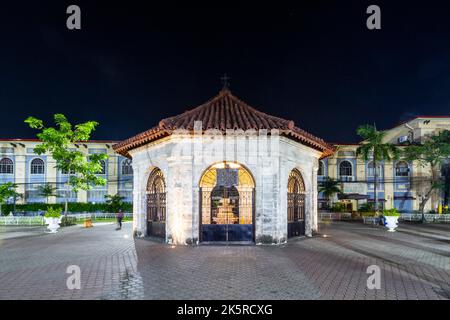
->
{"left": 116, "top": 209, "right": 124, "bottom": 230}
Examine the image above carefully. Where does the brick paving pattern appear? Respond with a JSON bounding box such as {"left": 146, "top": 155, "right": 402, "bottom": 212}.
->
{"left": 0, "top": 221, "right": 449, "bottom": 300}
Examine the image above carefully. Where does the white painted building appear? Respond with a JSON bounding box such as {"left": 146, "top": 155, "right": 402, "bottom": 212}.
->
{"left": 0, "top": 139, "right": 133, "bottom": 204}
{"left": 114, "top": 88, "right": 333, "bottom": 245}
{"left": 318, "top": 116, "right": 450, "bottom": 212}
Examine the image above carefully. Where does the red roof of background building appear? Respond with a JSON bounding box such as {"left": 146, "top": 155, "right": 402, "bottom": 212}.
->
{"left": 0, "top": 138, "right": 119, "bottom": 143}
{"left": 113, "top": 89, "right": 334, "bottom": 158}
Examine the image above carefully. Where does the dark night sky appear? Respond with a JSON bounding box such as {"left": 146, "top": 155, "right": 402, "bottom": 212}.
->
{"left": 1, "top": 1, "right": 450, "bottom": 143}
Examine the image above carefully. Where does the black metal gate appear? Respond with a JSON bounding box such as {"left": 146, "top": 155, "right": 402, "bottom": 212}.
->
{"left": 199, "top": 164, "right": 255, "bottom": 243}
{"left": 147, "top": 168, "right": 166, "bottom": 239}
{"left": 288, "top": 193, "right": 305, "bottom": 237}
{"left": 200, "top": 186, "right": 254, "bottom": 242}
{"left": 288, "top": 169, "right": 306, "bottom": 238}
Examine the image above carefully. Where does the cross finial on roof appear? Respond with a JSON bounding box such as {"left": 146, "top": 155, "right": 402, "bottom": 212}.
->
{"left": 220, "top": 73, "right": 231, "bottom": 90}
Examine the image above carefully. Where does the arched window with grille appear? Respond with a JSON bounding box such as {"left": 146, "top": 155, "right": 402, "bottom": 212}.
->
{"left": 0, "top": 158, "right": 14, "bottom": 174}
{"left": 30, "top": 158, "right": 45, "bottom": 175}
{"left": 395, "top": 161, "right": 409, "bottom": 177}
{"left": 121, "top": 159, "right": 133, "bottom": 175}
{"left": 147, "top": 168, "right": 166, "bottom": 238}
{"left": 287, "top": 169, "right": 306, "bottom": 238}
{"left": 339, "top": 161, "right": 352, "bottom": 177}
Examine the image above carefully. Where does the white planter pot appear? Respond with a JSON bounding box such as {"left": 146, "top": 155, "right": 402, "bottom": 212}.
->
{"left": 44, "top": 217, "right": 62, "bottom": 233}
{"left": 385, "top": 216, "right": 399, "bottom": 232}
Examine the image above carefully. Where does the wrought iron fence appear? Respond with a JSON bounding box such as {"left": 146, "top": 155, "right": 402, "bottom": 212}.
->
{"left": 0, "top": 216, "right": 45, "bottom": 226}
{"left": 0, "top": 212, "right": 133, "bottom": 225}
{"left": 400, "top": 213, "right": 450, "bottom": 223}
{"left": 319, "top": 212, "right": 450, "bottom": 224}
{"left": 318, "top": 212, "right": 352, "bottom": 221}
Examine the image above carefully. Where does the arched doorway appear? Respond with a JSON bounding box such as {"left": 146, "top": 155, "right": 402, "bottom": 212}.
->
{"left": 287, "top": 169, "right": 306, "bottom": 238}
{"left": 199, "top": 162, "right": 255, "bottom": 243}
{"left": 146, "top": 168, "right": 166, "bottom": 238}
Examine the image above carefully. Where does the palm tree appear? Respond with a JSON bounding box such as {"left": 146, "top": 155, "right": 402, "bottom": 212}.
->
{"left": 318, "top": 177, "right": 342, "bottom": 209}
{"left": 104, "top": 194, "right": 125, "bottom": 213}
{"left": 37, "top": 183, "right": 58, "bottom": 204}
{"left": 356, "top": 124, "right": 400, "bottom": 214}
{"left": 0, "top": 183, "right": 21, "bottom": 215}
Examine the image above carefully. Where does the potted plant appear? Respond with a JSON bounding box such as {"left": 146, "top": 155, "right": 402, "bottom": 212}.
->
{"left": 44, "top": 207, "right": 62, "bottom": 233}
{"left": 382, "top": 208, "right": 400, "bottom": 232}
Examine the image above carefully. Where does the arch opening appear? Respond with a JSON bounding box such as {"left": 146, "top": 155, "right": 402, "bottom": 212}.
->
{"left": 199, "top": 161, "right": 255, "bottom": 243}
{"left": 287, "top": 168, "right": 306, "bottom": 238}
{"left": 146, "top": 168, "right": 166, "bottom": 238}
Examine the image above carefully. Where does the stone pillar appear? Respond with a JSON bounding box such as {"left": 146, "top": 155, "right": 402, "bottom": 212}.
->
{"left": 356, "top": 158, "right": 366, "bottom": 182}
{"left": 166, "top": 155, "right": 194, "bottom": 245}
{"left": 15, "top": 154, "right": 26, "bottom": 204}
{"left": 132, "top": 163, "right": 145, "bottom": 237}
{"left": 258, "top": 161, "right": 277, "bottom": 243}
{"left": 311, "top": 158, "right": 319, "bottom": 233}
{"left": 384, "top": 162, "right": 394, "bottom": 209}
{"left": 269, "top": 130, "right": 283, "bottom": 244}
{"left": 46, "top": 156, "right": 57, "bottom": 204}
{"left": 304, "top": 168, "right": 314, "bottom": 238}
{"left": 108, "top": 155, "right": 118, "bottom": 196}
{"left": 356, "top": 157, "right": 367, "bottom": 209}
{"left": 78, "top": 190, "right": 88, "bottom": 203}
{"left": 328, "top": 157, "right": 338, "bottom": 180}
{"left": 255, "top": 131, "right": 280, "bottom": 244}
{"left": 278, "top": 160, "right": 288, "bottom": 243}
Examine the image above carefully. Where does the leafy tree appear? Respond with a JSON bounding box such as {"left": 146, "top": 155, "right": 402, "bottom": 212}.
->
{"left": 403, "top": 130, "right": 450, "bottom": 215}
{"left": 0, "top": 183, "right": 21, "bottom": 215}
{"left": 356, "top": 124, "right": 400, "bottom": 213}
{"left": 104, "top": 194, "right": 125, "bottom": 213}
{"left": 25, "top": 114, "right": 108, "bottom": 215}
{"left": 37, "top": 183, "right": 58, "bottom": 204}
{"left": 318, "top": 177, "right": 341, "bottom": 209}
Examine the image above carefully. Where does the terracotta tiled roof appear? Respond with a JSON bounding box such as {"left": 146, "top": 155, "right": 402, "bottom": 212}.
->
{"left": 113, "top": 89, "right": 334, "bottom": 157}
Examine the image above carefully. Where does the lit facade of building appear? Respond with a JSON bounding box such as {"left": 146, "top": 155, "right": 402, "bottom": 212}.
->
{"left": 318, "top": 117, "right": 450, "bottom": 212}
{"left": 0, "top": 139, "right": 133, "bottom": 204}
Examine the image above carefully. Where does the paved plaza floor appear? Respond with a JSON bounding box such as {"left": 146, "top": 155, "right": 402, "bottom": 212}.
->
{"left": 0, "top": 221, "right": 449, "bottom": 300}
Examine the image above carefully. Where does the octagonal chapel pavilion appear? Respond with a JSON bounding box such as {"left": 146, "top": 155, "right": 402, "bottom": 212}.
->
{"left": 113, "top": 88, "right": 333, "bottom": 245}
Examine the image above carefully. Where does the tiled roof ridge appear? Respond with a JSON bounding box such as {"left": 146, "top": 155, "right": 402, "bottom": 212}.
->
{"left": 113, "top": 89, "right": 334, "bottom": 157}
{"left": 158, "top": 89, "right": 295, "bottom": 131}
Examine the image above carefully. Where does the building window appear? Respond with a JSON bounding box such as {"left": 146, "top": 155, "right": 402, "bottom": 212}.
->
{"left": 99, "top": 160, "right": 106, "bottom": 175}
{"left": 367, "top": 161, "right": 383, "bottom": 177}
{"left": 339, "top": 161, "right": 353, "bottom": 177}
{"left": 395, "top": 161, "right": 410, "bottom": 177}
{"left": 121, "top": 159, "right": 133, "bottom": 175}
{"left": 318, "top": 161, "right": 324, "bottom": 176}
{"left": 30, "top": 158, "right": 45, "bottom": 175}
{"left": 0, "top": 158, "right": 14, "bottom": 174}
